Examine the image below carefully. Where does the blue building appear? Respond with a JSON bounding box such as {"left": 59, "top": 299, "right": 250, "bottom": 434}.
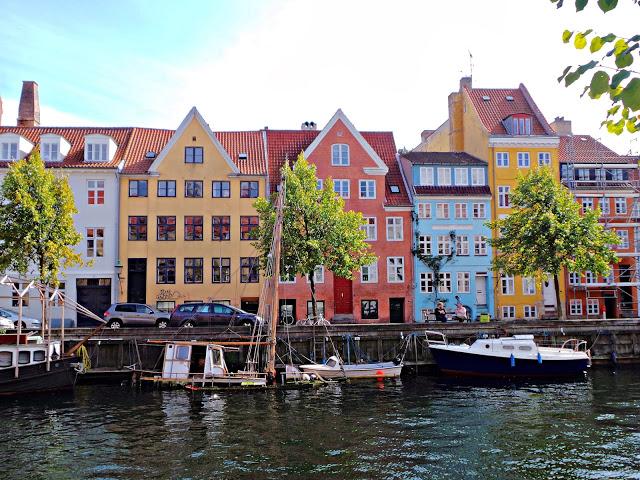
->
{"left": 400, "top": 152, "right": 494, "bottom": 321}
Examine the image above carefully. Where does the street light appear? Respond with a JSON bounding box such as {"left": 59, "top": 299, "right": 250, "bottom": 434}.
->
{"left": 115, "top": 259, "right": 123, "bottom": 279}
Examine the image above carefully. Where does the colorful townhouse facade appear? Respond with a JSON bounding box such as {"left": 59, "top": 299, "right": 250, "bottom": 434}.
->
{"left": 552, "top": 117, "right": 640, "bottom": 318}
{"left": 267, "top": 110, "right": 414, "bottom": 323}
{"left": 416, "top": 77, "right": 564, "bottom": 320}
{"left": 400, "top": 151, "right": 494, "bottom": 321}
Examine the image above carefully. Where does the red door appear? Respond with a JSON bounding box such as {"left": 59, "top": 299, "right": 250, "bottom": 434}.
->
{"left": 333, "top": 276, "right": 353, "bottom": 314}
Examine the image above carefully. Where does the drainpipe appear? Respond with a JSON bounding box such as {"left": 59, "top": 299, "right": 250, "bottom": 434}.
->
{"left": 114, "top": 169, "right": 121, "bottom": 303}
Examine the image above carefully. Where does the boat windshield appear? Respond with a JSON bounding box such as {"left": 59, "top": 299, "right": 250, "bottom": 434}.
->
{"left": 326, "top": 358, "right": 337, "bottom": 368}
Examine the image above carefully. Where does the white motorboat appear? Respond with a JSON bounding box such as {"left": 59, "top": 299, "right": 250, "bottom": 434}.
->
{"left": 297, "top": 355, "right": 403, "bottom": 379}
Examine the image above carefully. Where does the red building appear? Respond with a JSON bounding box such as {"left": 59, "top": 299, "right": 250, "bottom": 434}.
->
{"left": 552, "top": 117, "right": 640, "bottom": 318}
{"left": 266, "top": 110, "right": 413, "bottom": 323}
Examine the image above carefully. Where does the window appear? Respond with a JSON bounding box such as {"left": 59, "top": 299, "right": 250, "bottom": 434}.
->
{"left": 472, "top": 203, "right": 486, "bottom": 219}
{"left": 158, "top": 180, "right": 176, "bottom": 197}
{"left": 212, "top": 216, "right": 231, "bottom": 241}
{"left": 87, "top": 180, "right": 104, "bottom": 205}
{"left": 457, "top": 272, "right": 470, "bottom": 293}
{"left": 0, "top": 352, "right": 12, "bottom": 367}
{"left": 361, "top": 217, "right": 377, "bottom": 241}
{"left": 538, "top": 152, "right": 551, "bottom": 166}
{"left": 316, "top": 179, "right": 323, "bottom": 190}
{"left": 502, "top": 306, "right": 516, "bottom": 319}
{"left": 0, "top": 140, "right": 18, "bottom": 161}
{"left": 185, "top": 181, "right": 203, "bottom": 198}
{"left": 522, "top": 277, "right": 536, "bottom": 295}
{"left": 418, "top": 235, "right": 432, "bottom": 255}
{"left": 419, "top": 167, "right": 434, "bottom": 186}
{"left": 42, "top": 142, "right": 59, "bottom": 162}
{"left": 523, "top": 305, "right": 537, "bottom": 319}
{"left": 496, "top": 152, "right": 509, "bottom": 167}
{"left": 184, "top": 258, "right": 203, "bottom": 284}
{"left": 501, "top": 275, "right": 514, "bottom": 295}
{"left": 387, "top": 257, "right": 404, "bottom": 282}
{"left": 420, "top": 272, "right": 434, "bottom": 293}
{"left": 129, "top": 180, "right": 148, "bottom": 197}
{"left": 212, "top": 181, "right": 230, "bottom": 198}
{"left": 600, "top": 198, "right": 610, "bottom": 216}
{"left": 569, "top": 272, "right": 580, "bottom": 285}
{"left": 332, "top": 144, "right": 349, "bottom": 166}
{"left": 157, "top": 301, "right": 175, "bottom": 313}
{"left": 11, "top": 283, "right": 29, "bottom": 307}
{"left": 280, "top": 265, "right": 296, "bottom": 284}
{"left": 157, "top": 216, "right": 176, "bottom": 241}
{"left": 471, "top": 168, "right": 485, "bottom": 186}
{"left": 128, "top": 216, "right": 147, "bottom": 241}
{"left": 437, "top": 168, "right": 451, "bottom": 186}
{"left": 474, "top": 235, "right": 487, "bottom": 255}
{"left": 438, "top": 272, "right": 452, "bottom": 293}
{"left": 86, "top": 228, "right": 104, "bottom": 258}
{"left": 570, "top": 299, "right": 583, "bottom": 316}
{"left": 587, "top": 299, "right": 599, "bottom": 315}
{"left": 156, "top": 258, "right": 176, "bottom": 284}
{"left": 455, "top": 203, "right": 468, "bottom": 219}
{"left": 17, "top": 352, "right": 29, "bottom": 365}
{"left": 185, "top": 146, "right": 203, "bottom": 164}
{"left": 616, "top": 229, "right": 629, "bottom": 249}
{"left": 615, "top": 197, "right": 627, "bottom": 214}
{"left": 436, "top": 203, "right": 449, "bottom": 219}
{"left": 307, "top": 266, "right": 325, "bottom": 284}
{"left": 240, "top": 181, "right": 259, "bottom": 198}
{"left": 240, "top": 216, "right": 259, "bottom": 240}
{"left": 240, "top": 257, "right": 259, "bottom": 283}
{"left": 333, "top": 179, "right": 350, "bottom": 198}
{"left": 361, "top": 300, "right": 379, "bottom": 320}
{"left": 454, "top": 168, "right": 468, "bottom": 186}
{"left": 585, "top": 271, "right": 596, "bottom": 284}
{"left": 498, "top": 186, "right": 510, "bottom": 208}
{"left": 517, "top": 152, "right": 530, "bottom": 167}
{"left": 184, "top": 216, "right": 204, "bottom": 241}
{"left": 456, "top": 235, "right": 469, "bottom": 255}
{"left": 359, "top": 180, "right": 376, "bottom": 199}
{"left": 581, "top": 197, "right": 594, "bottom": 211}
{"left": 307, "top": 301, "right": 325, "bottom": 317}
{"left": 437, "top": 235, "right": 452, "bottom": 255}
{"left": 361, "top": 262, "right": 378, "bottom": 283}
{"left": 508, "top": 115, "right": 532, "bottom": 135}
{"left": 33, "top": 351, "right": 45, "bottom": 362}
{"left": 417, "top": 203, "right": 431, "bottom": 219}
{"left": 86, "top": 142, "right": 108, "bottom": 161}
{"left": 386, "top": 217, "right": 403, "bottom": 241}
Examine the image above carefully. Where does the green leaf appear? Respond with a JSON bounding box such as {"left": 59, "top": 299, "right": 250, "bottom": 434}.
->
{"left": 558, "top": 65, "right": 572, "bottom": 82}
{"left": 574, "top": 33, "right": 588, "bottom": 49}
{"left": 602, "top": 33, "right": 616, "bottom": 43}
{"left": 606, "top": 118, "right": 625, "bottom": 135}
{"left": 597, "top": 0, "right": 618, "bottom": 12}
{"left": 590, "top": 36, "right": 604, "bottom": 52}
{"left": 615, "top": 52, "right": 634, "bottom": 68}
{"left": 620, "top": 78, "right": 640, "bottom": 111}
{"left": 576, "top": 60, "right": 599, "bottom": 74}
{"left": 563, "top": 30, "right": 574, "bottom": 43}
{"left": 614, "top": 38, "right": 629, "bottom": 55}
{"left": 575, "top": 0, "right": 588, "bottom": 10}
{"left": 607, "top": 104, "right": 621, "bottom": 117}
{"left": 565, "top": 71, "right": 581, "bottom": 86}
{"left": 611, "top": 69, "right": 631, "bottom": 88}
{"left": 622, "top": 107, "right": 629, "bottom": 119}
{"left": 627, "top": 119, "right": 639, "bottom": 133}
{"left": 589, "top": 71, "right": 610, "bottom": 98}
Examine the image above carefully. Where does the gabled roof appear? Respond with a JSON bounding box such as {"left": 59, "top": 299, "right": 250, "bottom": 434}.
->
{"left": 558, "top": 135, "right": 634, "bottom": 164}
{"left": 464, "top": 84, "right": 554, "bottom": 136}
{"left": 414, "top": 185, "right": 491, "bottom": 196}
{"left": 401, "top": 151, "right": 486, "bottom": 166}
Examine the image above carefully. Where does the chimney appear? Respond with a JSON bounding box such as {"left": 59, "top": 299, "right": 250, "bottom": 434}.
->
{"left": 459, "top": 76, "right": 472, "bottom": 92}
{"left": 550, "top": 116, "right": 572, "bottom": 136}
{"left": 300, "top": 121, "right": 317, "bottom": 130}
{"left": 17, "top": 81, "right": 40, "bottom": 127}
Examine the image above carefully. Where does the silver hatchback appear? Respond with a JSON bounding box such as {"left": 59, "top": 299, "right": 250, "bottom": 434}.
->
{"left": 103, "top": 303, "right": 170, "bottom": 329}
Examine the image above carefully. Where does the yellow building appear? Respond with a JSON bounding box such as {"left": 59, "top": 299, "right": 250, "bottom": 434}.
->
{"left": 118, "top": 108, "right": 267, "bottom": 314}
{"left": 416, "top": 77, "right": 564, "bottom": 319}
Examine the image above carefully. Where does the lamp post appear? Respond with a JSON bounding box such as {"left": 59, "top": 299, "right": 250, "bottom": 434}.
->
{"left": 115, "top": 260, "right": 123, "bottom": 300}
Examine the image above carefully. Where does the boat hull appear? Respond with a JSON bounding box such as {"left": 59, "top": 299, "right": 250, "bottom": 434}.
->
{"left": 0, "top": 357, "right": 77, "bottom": 396}
{"left": 429, "top": 347, "right": 589, "bottom": 378}
{"left": 299, "top": 363, "right": 402, "bottom": 379}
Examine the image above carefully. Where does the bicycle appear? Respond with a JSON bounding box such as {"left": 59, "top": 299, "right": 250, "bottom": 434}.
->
{"left": 281, "top": 313, "right": 296, "bottom": 326}
{"left": 296, "top": 314, "right": 331, "bottom": 327}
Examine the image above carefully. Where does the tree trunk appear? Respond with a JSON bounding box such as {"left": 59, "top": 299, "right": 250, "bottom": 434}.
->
{"left": 554, "top": 273, "right": 565, "bottom": 320}
{"left": 309, "top": 273, "right": 317, "bottom": 318}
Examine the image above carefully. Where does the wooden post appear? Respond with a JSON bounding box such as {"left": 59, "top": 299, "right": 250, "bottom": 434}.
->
{"left": 46, "top": 286, "right": 52, "bottom": 372}
{"left": 60, "top": 295, "right": 65, "bottom": 355}
{"left": 15, "top": 285, "right": 22, "bottom": 379}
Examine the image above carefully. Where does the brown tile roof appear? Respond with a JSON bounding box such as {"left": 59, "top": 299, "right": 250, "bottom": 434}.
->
{"left": 265, "top": 129, "right": 411, "bottom": 207}
{"left": 464, "top": 84, "right": 554, "bottom": 136}
{"left": 558, "top": 135, "right": 633, "bottom": 164}
{"left": 120, "top": 128, "right": 174, "bottom": 174}
{"left": 414, "top": 185, "right": 491, "bottom": 196}
{"left": 217, "top": 131, "right": 267, "bottom": 176}
{"left": 401, "top": 151, "right": 486, "bottom": 166}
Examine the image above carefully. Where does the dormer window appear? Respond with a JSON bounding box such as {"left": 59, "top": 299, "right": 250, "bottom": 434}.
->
{"left": 0, "top": 133, "right": 32, "bottom": 161}
{"left": 332, "top": 144, "right": 349, "bottom": 166}
{"left": 40, "top": 134, "right": 70, "bottom": 162}
{"left": 87, "top": 143, "right": 107, "bottom": 161}
{"left": 503, "top": 114, "right": 532, "bottom": 136}
{"left": 84, "top": 134, "right": 116, "bottom": 162}
{"left": 0, "top": 139, "right": 18, "bottom": 161}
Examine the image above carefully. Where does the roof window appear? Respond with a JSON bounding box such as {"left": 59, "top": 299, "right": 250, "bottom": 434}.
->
{"left": 505, "top": 95, "right": 514, "bottom": 101}
{"left": 84, "top": 134, "right": 117, "bottom": 162}
{"left": 390, "top": 185, "right": 400, "bottom": 193}
{"left": 40, "top": 134, "right": 70, "bottom": 162}
{"left": 482, "top": 95, "right": 491, "bottom": 101}
{"left": 503, "top": 114, "right": 532, "bottom": 136}
{"left": 145, "top": 151, "right": 157, "bottom": 159}
{"left": 238, "top": 153, "right": 248, "bottom": 160}
{"left": 0, "top": 133, "right": 33, "bottom": 161}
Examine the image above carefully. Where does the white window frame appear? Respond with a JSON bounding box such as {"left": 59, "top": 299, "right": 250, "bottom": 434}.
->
{"left": 616, "top": 229, "right": 629, "bottom": 249}
{"left": 457, "top": 272, "right": 470, "bottom": 293}
{"left": 581, "top": 197, "right": 594, "bottom": 211}
{"left": 333, "top": 179, "right": 350, "bottom": 199}
{"left": 569, "top": 299, "right": 583, "bottom": 316}
{"left": 496, "top": 152, "right": 509, "bottom": 168}
{"left": 417, "top": 203, "right": 431, "bottom": 219}
{"left": 587, "top": 299, "right": 599, "bottom": 315}
{"left": 471, "top": 168, "right": 485, "bottom": 186}
{"left": 436, "top": 203, "right": 449, "bottom": 219}
{"left": 306, "top": 266, "right": 325, "bottom": 284}
{"left": 41, "top": 142, "right": 60, "bottom": 162}
{"left": 316, "top": 179, "right": 323, "bottom": 190}
{"left": 420, "top": 272, "right": 434, "bottom": 293}
{"left": 501, "top": 275, "right": 514, "bottom": 295}
{"left": 86, "top": 227, "right": 104, "bottom": 258}
{"left": 569, "top": 272, "right": 580, "bottom": 285}
{"left": 474, "top": 235, "right": 487, "bottom": 255}
{"left": 418, "top": 235, "right": 432, "bottom": 255}
{"left": 600, "top": 198, "right": 610, "bottom": 215}
{"left": 387, "top": 257, "right": 405, "bottom": 283}
{"left": 456, "top": 235, "right": 469, "bottom": 255}
{"left": 502, "top": 306, "right": 516, "bottom": 319}
{"left": 386, "top": 217, "right": 403, "bottom": 241}
{"left": 87, "top": 179, "right": 105, "bottom": 205}
{"left": 86, "top": 141, "right": 109, "bottom": 162}
{"left": 523, "top": 305, "right": 537, "bottom": 319}
{"left": 498, "top": 186, "right": 511, "bottom": 208}
{"left": 437, "top": 168, "right": 451, "bottom": 186}
{"left": 419, "top": 167, "right": 434, "bottom": 186}
{"left": 538, "top": 152, "right": 551, "bottom": 166}
{"left": 361, "top": 217, "right": 377, "bottom": 241}
{"left": 331, "top": 144, "right": 349, "bottom": 166}
{"left": 615, "top": 197, "right": 627, "bottom": 214}
{"left": 0, "top": 136, "right": 19, "bottom": 161}
{"left": 438, "top": 272, "right": 452, "bottom": 293}
{"left": 359, "top": 180, "right": 376, "bottom": 199}
{"left": 454, "top": 168, "right": 468, "bottom": 186}
{"left": 522, "top": 277, "right": 536, "bottom": 295}
{"left": 360, "top": 262, "right": 378, "bottom": 283}
{"left": 437, "top": 235, "right": 452, "bottom": 255}
{"left": 472, "top": 203, "right": 486, "bottom": 219}
{"left": 517, "top": 152, "right": 530, "bottom": 168}
{"left": 584, "top": 271, "right": 596, "bottom": 284}
{"left": 454, "top": 203, "right": 468, "bottom": 219}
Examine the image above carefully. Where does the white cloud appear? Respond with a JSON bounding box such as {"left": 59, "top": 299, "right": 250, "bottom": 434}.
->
{"left": 1, "top": 98, "right": 97, "bottom": 127}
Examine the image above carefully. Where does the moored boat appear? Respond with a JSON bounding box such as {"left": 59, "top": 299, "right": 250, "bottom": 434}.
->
{"left": 297, "top": 355, "right": 403, "bottom": 380}
{"left": 425, "top": 331, "right": 590, "bottom": 378}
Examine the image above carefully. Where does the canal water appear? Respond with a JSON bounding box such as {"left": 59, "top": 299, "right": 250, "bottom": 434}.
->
{"left": 1, "top": 368, "right": 639, "bottom": 480}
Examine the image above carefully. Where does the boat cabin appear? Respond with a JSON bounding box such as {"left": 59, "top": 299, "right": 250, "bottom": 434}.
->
{"left": 470, "top": 335, "right": 538, "bottom": 355}
{"left": 161, "top": 342, "right": 234, "bottom": 380}
{"left": 0, "top": 335, "right": 61, "bottom": 370}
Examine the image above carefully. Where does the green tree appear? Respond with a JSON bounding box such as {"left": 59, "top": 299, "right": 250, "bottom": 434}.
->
{"left": 552, "top": 0, "right": 640, "bottom": 134}
{"left": 0, "top": 150, "right": 82, "bottom": 285}
{"left": 254, "top": 154, "right": 376, "bottom": 318}
{"left": 487, "top": 167, "right": 619, "bottom": 319}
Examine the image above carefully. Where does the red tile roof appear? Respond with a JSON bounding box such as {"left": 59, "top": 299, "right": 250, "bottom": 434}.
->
{"left": 414, "top": 185, "right": 491, "bottom": 196}
{"left": 362, "top": 131, "right": 411, "bottom": 207}
{"left": 217, "top": 131, "right": 267, "bottom": 176}
{"left": 558, "top": 135, "right": 634, "bottom": 164}
{"left": 120, "top": 128, "right": 174, "bottom": 174}
{"left": 464, "top": 84, "right": 554, "bottom": 136}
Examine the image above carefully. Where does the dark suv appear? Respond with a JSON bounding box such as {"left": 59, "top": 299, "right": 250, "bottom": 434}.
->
{"left": 169, "top": 302, "right": 261, "bottom": 328}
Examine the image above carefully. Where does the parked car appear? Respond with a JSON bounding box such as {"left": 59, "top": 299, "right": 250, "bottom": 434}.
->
{"left": 103, "top": 303, "right": 170, "bottom": 329}
{"left": 0, "top": 308, "right": 42, "bottom": 330}
{"left": 169, "top": 302, "right": 261, "bottom": 328}
{"left": 0, "top": 316, "right": 15, "bottom": 331}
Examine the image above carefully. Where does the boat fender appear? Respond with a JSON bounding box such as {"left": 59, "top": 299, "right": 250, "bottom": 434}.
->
{"left": 302, "top": 373, "right": 311, "bottom": 382}
{"left": 510, "top": 354, "right": 515, "bottom": 368}
{"left": 537, "top": 352, "right": 543, "bottom": 364}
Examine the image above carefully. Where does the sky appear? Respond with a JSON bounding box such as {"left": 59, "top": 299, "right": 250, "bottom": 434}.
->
{"left": 1, "top": 0, "right": 639, "bottom": 154}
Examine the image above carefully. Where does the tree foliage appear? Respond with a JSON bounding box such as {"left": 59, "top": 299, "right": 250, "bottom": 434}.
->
{"left": 0, "top": 150, "right": 82, "bottom": 285}
{"left": 254, "top": 154, "right": 376, "bottom": 317}
{"left": 552, "top": 0, "right": 640, "bottom": 134}
{"left": 412, "top": 230, "right": 456, "bottom": 306}
{"left": 487, "top": 167, "right": 619, "bottom": 318}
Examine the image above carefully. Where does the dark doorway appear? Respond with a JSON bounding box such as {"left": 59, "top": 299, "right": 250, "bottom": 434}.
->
{"left": 241, "top": 298, "right": 259, "bottom": 314}
{"left": 77, "top": 278, "right": 112, "bottom": 327}
{"left": 604, "top": 295, "right": 618, "bottom": 319}
{"left": 390, "top": 298, "right": 405, "bottom": 323}
{"left": 127, "top": 258, "right": 147, "bottom": 304}
{"left": 333, "top": 276, "right": 353, "bottom": 314}
{"left": 279, "top": 299, "right": 296, "bottom": 323}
